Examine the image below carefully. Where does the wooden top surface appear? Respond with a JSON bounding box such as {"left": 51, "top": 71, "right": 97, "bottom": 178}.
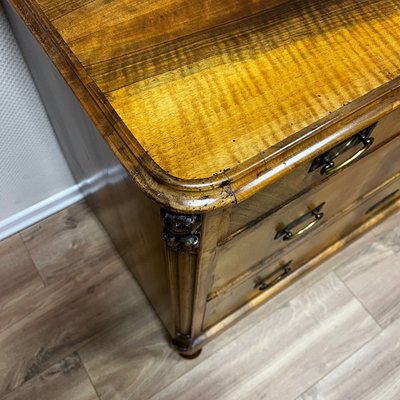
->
{"left": 9, "top": 0, "right": 400, "bottom": 211}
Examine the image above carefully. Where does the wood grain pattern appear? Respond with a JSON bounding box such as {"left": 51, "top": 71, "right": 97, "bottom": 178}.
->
{"left": 227, "top": 108, "right": 400, "bottom": 236}
{"left": 205, "top": 176, "right": 400, "bottom": 328}
{"left": 0, "top": 205, "right": 146, "bottom": 398}
{"left": 214, "top": 138, "right": 400, "bottom": 290}
{"left": 43, "top": 0, "right": 290, "bottom": 63}
{"left": 19, "top": 202, "right": 120, "bottom": 285}
{"left": 191, "top": 210, "right": 228, "bottom": 338}
{"left": 79, "top": 274, "right": 382, "bottom": 400}
{"left": 6, "top": 0, "right": 400, "bottom": 211}
{"left": 5, "top": 0, "right": 400, "bottom": 372}
{"left": 1, "top": 10, "right": 175, "bottom": 335}
{"left": 103, "top": 0, "right": 400, "bottom": 180}
{"left": 1, "top": 204, "right": 399, "bottom": 399}
{"left": 335, "top": 216, "right": 400, "bottom": 328}
{"left": 0, "top": 234, "right": 44, "bottom": 333}
{"left": 79, "top": 214, "right": 373, "bottom": 400}
{"left": 0, "top": 262, "right": 139, "bottom": 397}
{"left": 299, "top": 316, "right": 400, "bottom": 400}
{"left": 1, "top": 354, "right": 99, "bottom": 400}
{"left": 152, "top": 274, "right": 381, "bottom": 400}
{"left": 195, "top": 199, "right": 400, "bottom": 351}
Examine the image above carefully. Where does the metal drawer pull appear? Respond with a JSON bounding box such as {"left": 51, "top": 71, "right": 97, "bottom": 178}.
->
{"left": 309, "top": 123, "right": 376, "bottom": 175}
{"left": 275, "top": 203, "right": 325, "bottom": 241}
{"left": 321, "top": 136, "right": 374, "bottom": 175}
{"left": 254, "top": 261, "right": 293, "bottom": 291}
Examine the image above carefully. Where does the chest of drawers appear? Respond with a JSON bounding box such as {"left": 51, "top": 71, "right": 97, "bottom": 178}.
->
{"left": 5, "top": 0, "right": 400, "bottom": 358}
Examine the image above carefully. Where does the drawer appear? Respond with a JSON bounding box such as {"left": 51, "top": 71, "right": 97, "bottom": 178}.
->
{"left": 213, "top": 133, "right": 400, "bottom": 290}
{"left": 227, "top": 107, "right": 400, "bottom": 237}
{"left": 204, "top": 173, "right": 400, "bottom": 329}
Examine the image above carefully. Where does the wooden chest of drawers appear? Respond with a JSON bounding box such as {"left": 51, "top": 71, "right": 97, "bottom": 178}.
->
{"left": 5, "top": 0, "right": 400, "bottom": 358}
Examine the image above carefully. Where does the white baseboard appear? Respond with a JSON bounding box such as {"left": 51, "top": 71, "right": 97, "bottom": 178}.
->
{"left": 0, "top": 185, "right": 84, "bottom": 241}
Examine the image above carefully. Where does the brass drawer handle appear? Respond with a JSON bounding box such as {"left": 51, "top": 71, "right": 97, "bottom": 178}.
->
{"left": 309, "top": 123, "right": 376, "bottom": 175}
{"left": 321, "top": 136, "right": 374, "bottom": 175}
{"left": 275, "top": 203, "right": 325, "bottom": 241}
{"left": 254, "top": 261, "right": 293, "bottom": 291}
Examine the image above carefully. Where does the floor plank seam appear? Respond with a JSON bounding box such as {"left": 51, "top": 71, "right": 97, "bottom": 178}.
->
{"left": 78, "top": 352, "right": 102, "bottom": 400}
{"left": 145, "top": 271, "right": 354, "bottom": 400}
{"left": 333, "top": 270, "right": 386, "bottom": 329}
{"left": 0, "top": 351, "right": 77, "bottom": 400}
{"left": 295, "top": 327, "right": 384, "bottom": 400}
{"left": 17, "top": 317, "right": 128, "bottom": 393}
{"left": 18, "top": 231, "right": 48, "bottom": 288}
{"left": 2, "top": 204, "right": 399, "bottom": 399}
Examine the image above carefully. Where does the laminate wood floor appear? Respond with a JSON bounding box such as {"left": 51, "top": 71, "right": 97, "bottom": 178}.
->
{"left": 0, "top": 201, "right": 399, "bottom": 400}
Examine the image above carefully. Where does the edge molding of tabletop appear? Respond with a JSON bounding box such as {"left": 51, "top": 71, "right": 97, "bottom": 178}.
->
{"left": 8, "top": 0, "right": 400, "bottom": 212}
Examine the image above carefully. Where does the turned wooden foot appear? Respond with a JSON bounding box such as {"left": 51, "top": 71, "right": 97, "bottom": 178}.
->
{"left": 172, "top": 332, "right": 202, "bottom": 359}
{"left": 179, "top": 349, "right": 202, "bottom": 360}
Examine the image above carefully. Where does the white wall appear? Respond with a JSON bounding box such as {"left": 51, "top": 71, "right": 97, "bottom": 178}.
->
{"left": 0, "top": 6, "right": 78, "bottom": 236}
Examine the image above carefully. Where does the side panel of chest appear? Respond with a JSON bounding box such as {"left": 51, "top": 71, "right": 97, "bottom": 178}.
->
{"left": 4, "top": 2, "right": 174, "bottom": 334}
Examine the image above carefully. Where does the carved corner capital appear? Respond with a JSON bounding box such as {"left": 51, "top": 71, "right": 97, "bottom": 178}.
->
{"left": 161, "top": 211, "right": 202, "bottom": 254}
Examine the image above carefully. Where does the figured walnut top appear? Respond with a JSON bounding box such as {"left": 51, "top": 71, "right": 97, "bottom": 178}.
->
{"left": 9, "top": 0, "right": 400, "bottom": 210}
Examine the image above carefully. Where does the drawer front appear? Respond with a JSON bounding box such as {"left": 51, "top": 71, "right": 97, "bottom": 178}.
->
{"left": 227, "top": 107, "right": 400, "bottom": 237}
{"left": 204, "top": 173, "right": 400, "bottom": 328}
{"left": 213, "top": 133, "right": 400, "bottom": 290}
